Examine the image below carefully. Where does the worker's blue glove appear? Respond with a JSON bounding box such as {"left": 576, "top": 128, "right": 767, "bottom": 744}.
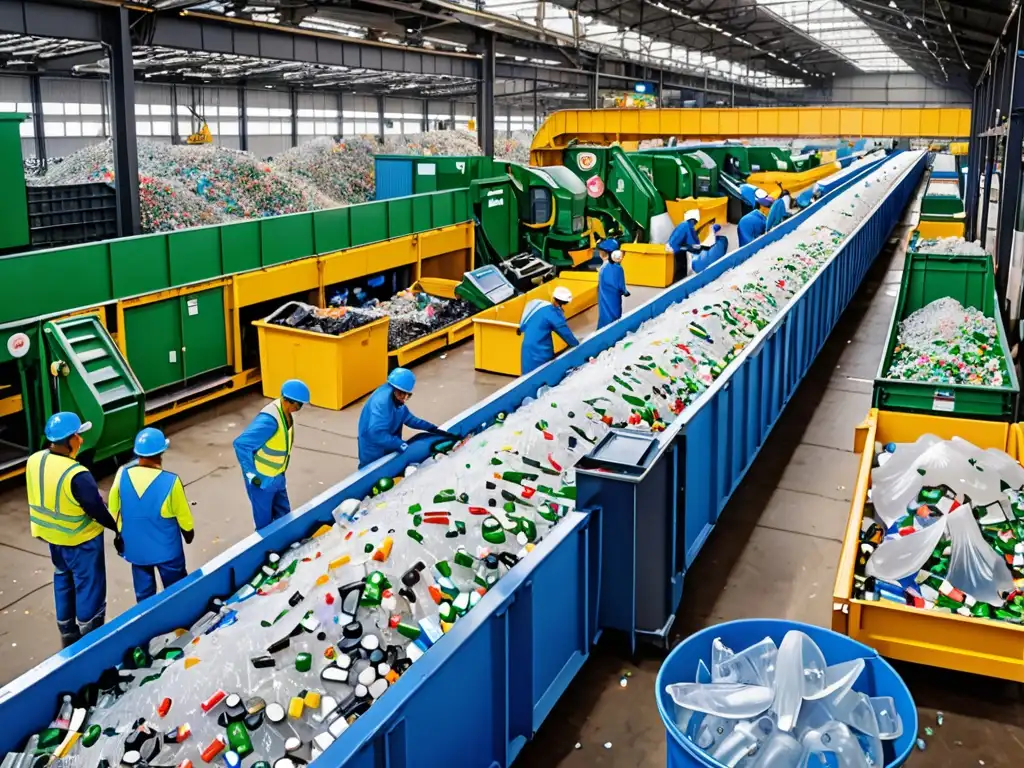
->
{"left": 246, "top": 472, "right": 262, "bottom": 488}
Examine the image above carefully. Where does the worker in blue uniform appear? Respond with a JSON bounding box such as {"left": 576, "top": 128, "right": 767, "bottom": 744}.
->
{"left": 594, "top": 237, "right": 620, "bottom": 268}
{"left": 110, "top": 427, "right": 194, "bottom": 603}
{"left": 357, "top": 368, "right": 440, "bottom": 469}
{"left": 739, "top": 183, "right": 759, "bottom": 208}
{"left": 737, "top": 189, "right": 773, "bottom": 247}
{"left": 234, "top": 378, "right": 310, "bottom": 530}
{"left": 518, "top": 285, "right": 579, "bottom": 374}
{"left": 691, "top": 225, "right": 728, "bottom": 274}
{"left": 597, "top": 248, "right": 630, "bottom": 329}
{"left": 26, "top": 412, "right": 118, "bottom": 647}
{"left": 666, "top": 209, "right": 702, "bottom": 256}
{"left": 766, "top": 193, "right": 789, "bottom": 232}
{"left": 795, "top": 184, "right": 820, "bottom": 209}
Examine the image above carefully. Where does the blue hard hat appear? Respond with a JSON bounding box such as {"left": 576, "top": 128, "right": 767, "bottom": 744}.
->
{"left": 597, "top": 238, "right": 620, "bottom": 253}
{"left": 281, "top": 379, "right": 311, "bottom": 404}
{"left": 134, "top": 427, "right": 169, "bottom": 457}
{"left": 387, "top": 367, "right": 416, "bottom": 393}
{"left": 44, "top": 412, "right": 91, "bottom": 443}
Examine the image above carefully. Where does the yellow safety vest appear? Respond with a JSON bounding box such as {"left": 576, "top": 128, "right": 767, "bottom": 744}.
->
{"left": 26, "top": 450, "right": 104, "bottom": 547}
{"left": 253, "top": 400, "right": 293, "bottom": 478}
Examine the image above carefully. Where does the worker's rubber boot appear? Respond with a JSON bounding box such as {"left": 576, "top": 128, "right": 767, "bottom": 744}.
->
{"left": 57, "top": 617, "right": 81, "bottom": 649}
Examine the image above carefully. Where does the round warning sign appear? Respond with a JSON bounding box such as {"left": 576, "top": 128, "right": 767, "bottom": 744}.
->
{"left": 585, "top": 175, "right": 605, "bottom": 198}
{"left": 7, "top": 332, "right": 30, "bottom": 359}
{"left": 576, "top": 152, "right": 597, "bottom": 172}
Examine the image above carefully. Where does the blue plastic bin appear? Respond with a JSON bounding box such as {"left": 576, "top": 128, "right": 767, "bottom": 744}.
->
{"left": 655, "top": 619, "right": 918, "bottom": 768}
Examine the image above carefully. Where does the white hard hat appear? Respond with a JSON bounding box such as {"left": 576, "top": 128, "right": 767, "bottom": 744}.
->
{"left": 684, "top": 208, "right": 700, "bottom": 223}
{"left": 610, "top": 250, "right": 624, "bottom": 262}
{"left": 552, "top": 286, "right": 573, "bottom": 303}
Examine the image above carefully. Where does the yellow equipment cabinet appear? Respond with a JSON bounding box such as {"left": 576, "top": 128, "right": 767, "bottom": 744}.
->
{"left": 832, "top": 408, "right": 1024, "bottom": 681}
{"left": 473, "top": 275, "right": 599, "bottom": 376}
{"left": 665, "top": 198, "right": 729, "bottom": 230}
{"left": 253, "top": 315, "right": 389, "bottom": 410}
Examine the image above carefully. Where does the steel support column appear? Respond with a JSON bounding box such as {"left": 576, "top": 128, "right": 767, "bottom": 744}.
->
{"left": 477, "top": 31, "right": 495, "bottom": 155}
{"left": 449, "top": 100, "right": 456, "bottom": 130}
{"left": 422, "top": 100, "right": 429, "bottom": 133}
{"left": 238, "top": 86, "right": 248, "bottom": 151}
{"left": 592, "top": 54, "right": 600, "bottom": 109}
{"left": 289, "top": 89, "right": 298, "bottom": 148}
{"left": 997, "top": 13, "right": 1024, "bottom": 310}
{"left": 101, "top": 6, "right": 140, "bottom": 237}
{"left": 377, "top": 95, "right": 385, "bottom": 142}
{"left": 533, "top": 74, "right": 539, "bottom": 130}
{"left": 966, "top": 84, "right": 982, "bottom": 238}
{"left": 170, "top": 86, "right": 180, "bottom": 145}
{"left": 981, "top": 67, "right": 998, "bottom": 248}
{"left": 28, "top": 74, "right": 45, "bottom": 167}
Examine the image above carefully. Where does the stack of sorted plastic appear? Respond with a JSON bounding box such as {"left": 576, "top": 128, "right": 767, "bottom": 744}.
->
{"left": 382, "top": 130, "right": 481, "bottom": 157}
{"left": 351, "top": 289, "right": 475, "bottom": 350}
{"left": 886, "top": 298, "right": 1006, "bottom": 387}
{"left": 912, "top": 236, "right": 988, "bottom": 256}
{"left": 853, "top": 434, "right": 1024, "bottom": 624}
{"left": 665, "top": 630, "right": 903, "bottom": 766}
{"left": 6, "top": 152, "right": 922, "bottom": 768}
{"left": 493, "top": 131, "right": 534, "bottom": 164}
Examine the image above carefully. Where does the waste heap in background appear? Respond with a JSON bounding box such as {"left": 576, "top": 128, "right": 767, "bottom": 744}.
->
{"left": 6, "top": 153, "right": 921, "bottom": 768}
{"left": 912, "top": 237, "right": 988, "bottom": 256}
{"left": 854, "top": 434, "right": 1024, "bottom": 625}
{"left": 25, "top": 130, "right": 530, "bottom": 235}
{"left": 665, "top": 630, "right": 904, "bottom": 765}
{"left": 885, "top": 298, "right": 1006, "bottom": 387}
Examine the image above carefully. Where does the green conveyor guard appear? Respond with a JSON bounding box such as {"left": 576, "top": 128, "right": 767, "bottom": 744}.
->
{"left": 43, "top": 316, "right": 144, "bottom": 459}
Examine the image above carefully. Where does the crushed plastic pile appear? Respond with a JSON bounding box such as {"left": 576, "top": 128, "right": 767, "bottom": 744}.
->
{"left": 24, "top": 131, "right": 501, "bottom": 234}
{"left": 911, "top": 237, "right": 988, "bottom": 256}
{"left": 269, "top": 302, "right": 378, "bottom": 337}
{"left": 853, "top": 434, "right": 1024, "bottom": 624}
{"left": 666, "top": 630, "right": 903, "bottom": 766}
{"left": 493, "top": 131, "right": 534, "bottom": 164}
{"left": 925, "top": 180, "right": 962, "bottom": 198}
{"left": 886, "top": 298, "right": 1006, "bottom": 387}
{"left": 6, "top": 152, "right": 921, "bottom": 768}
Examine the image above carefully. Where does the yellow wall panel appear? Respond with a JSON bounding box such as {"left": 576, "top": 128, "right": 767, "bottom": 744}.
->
{"left": 839, "top": 109, "right": 862, "bottom": 136}
{"left": 679, "top": 110, "right": 701, "bottom": 136}
{"left": 743, "top": 109, "right": 764, "bottom": 135}
{"left": 797, "top": 109, "right": 820, "bottom": 136}
{"left": 720, "top": 109, "right": 740, "bottom": 135}
{"left": 701, "top": 110, "right": 720, "bottom": 135}
{"left": 661, "top": 110, "right": 681, "bottom": 137}
{"left": 900, "top": 109, "right": 921, "bottom": 136}
{"left": 764, "top": 108, "right": 785, "bottom": 136}
{"left": 821, "top": 109, "right": 840, "bottom": 135}
{"left": 882, "top": 109, "right": 901, "bottom": 136}
{"left": 638, "top": 110, "right": 660, "bottom": 136}
{"left": 862, "top": 109, "right": 884, "bottom": 135}
{"left": 919, "top": 109, "right": 940, "bottom": 136}
{"left": 234, "top": 259, "right": 318, "bottom": 308}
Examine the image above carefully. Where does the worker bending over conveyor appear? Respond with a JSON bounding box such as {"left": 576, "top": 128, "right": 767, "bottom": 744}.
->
{"left": 357, "top": 368, "right": 449, "bottom": 468}
{"left": 518, "top": 286, "right": 579, "bottom": 374}
{"left": 737, "top": 189, "right": 775, "bottom": 247}
{"left": 110, "top": 427, "right": 194, "bottom": 603}
{"left": 234, "top": 378, "right": 310, "bottom": 530}
{"left": 691, "top": 224, "right": 728, "bottom": 274}
{"left": 26, "top": 412, "right": 118, "bottom": 647}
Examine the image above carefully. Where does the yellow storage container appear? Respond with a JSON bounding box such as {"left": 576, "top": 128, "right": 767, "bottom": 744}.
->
{"left": 914, "top": 219, "right": 966, "bottom": 239}
{"left": 254, "top": 315, "right": 389, "bottom": 410}
{"left": 473, "top": 276, "right": 599, "bottom": 376}
{"left": 388, "top": 278, "right": 477, "bottom": 367}
{"left": 666, "top": 197, "right": 729, "bottom": 230}
{"left": 833, "top": 408, "right": 1024, "bottom": 681}
{"left": 619, "top": 242, "right": 677, "bottom": 288}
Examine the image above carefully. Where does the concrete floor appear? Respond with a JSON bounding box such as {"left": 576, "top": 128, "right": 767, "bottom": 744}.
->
{"left": 2, "top": 214, "right": 1020, "bottom": 766}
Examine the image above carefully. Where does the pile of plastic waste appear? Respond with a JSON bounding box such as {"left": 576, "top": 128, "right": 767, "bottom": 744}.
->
{"left": 853, "top": 434, "right": 1024, "bottom": 623}
{"left": 272, "top": 137, "right": 378, "bottom": 209}
{"left": 886, "top": 298, "right": 1006, "bottom": 386}
{"left": 353, "top": 289, "right": 476, "bottom": 350}
{"left": 494, "top": 131, "right": 534, "bottom": 164}
{"left": 665, "top": 630, "right": 903, "bottom": 766}
{"left": 911, "top": 237, "right": 988, "bottom": 256}
{"left": 5, "top": 152, "right": 921, "bottom": 768}
{"left": 926, "top": 180, "right": 962, "bottom": 197}
{"left": 269, "top": 302, "right": 378, "bottom": 337}
{"left": 382, "top": 130, "right": 481, "bottom": 157}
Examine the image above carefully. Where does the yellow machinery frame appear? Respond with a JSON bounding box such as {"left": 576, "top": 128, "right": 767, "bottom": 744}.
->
{"left": 529, "top": 107, "right": 972, "bottom": 165}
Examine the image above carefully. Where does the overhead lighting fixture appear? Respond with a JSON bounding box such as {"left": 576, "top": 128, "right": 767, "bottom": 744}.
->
{"left": 906, "top": 21, "right": 912, "bottom": 29}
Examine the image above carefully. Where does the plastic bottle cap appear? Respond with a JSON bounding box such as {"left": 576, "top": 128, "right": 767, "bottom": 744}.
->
{"left": 265, "top": 703, "right": 285, "bottom": 723}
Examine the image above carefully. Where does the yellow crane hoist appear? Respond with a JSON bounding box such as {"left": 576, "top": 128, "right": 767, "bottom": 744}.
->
{"left": 186, "top": 106, "right": 213, "bottom": 145}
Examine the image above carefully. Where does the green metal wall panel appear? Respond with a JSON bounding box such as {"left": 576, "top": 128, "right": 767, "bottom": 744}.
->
{"left": 411, "top": 195, "right": 432, "bottom": 232}
{"left": 0, "top": 244, "right": 111, "bottom": 323}
{"left": 169, "top": 227, "right": 221, "bottom": 285}
{"left": 313, "top": 207, "right": 351, "bottom": 253}
{"left": 261, "top": 213, "right": 314, "bottom": 266}
{"left": 123, "top": 299, "right": 184, "bottom": 392}
{"left": 388, "top": 198, "right": 413, "bottom": 239}
{"left": 111, "top": 235, "right": 170, "bottom": 297}
{"left": 181, "top": 288, "right": 228, "bottom": 379}
{"left": 351, "top": 202, "right": 388, "bottom": 246}
{"left": 433, "top": 192, "right": 455, "bottom": 227}
{"left": 220, "top": 221, "right": 261, "bottom": 274}
{"left": 453, "top": 189, "right": 469, "bottom": 223}
{"left": 0, "top": 115, "right": 29, "bottom": 250}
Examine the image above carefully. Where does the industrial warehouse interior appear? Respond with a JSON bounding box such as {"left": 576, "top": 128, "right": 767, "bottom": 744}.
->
{"left": 0, "top": 0, "right": 1021, "bottom": 766}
